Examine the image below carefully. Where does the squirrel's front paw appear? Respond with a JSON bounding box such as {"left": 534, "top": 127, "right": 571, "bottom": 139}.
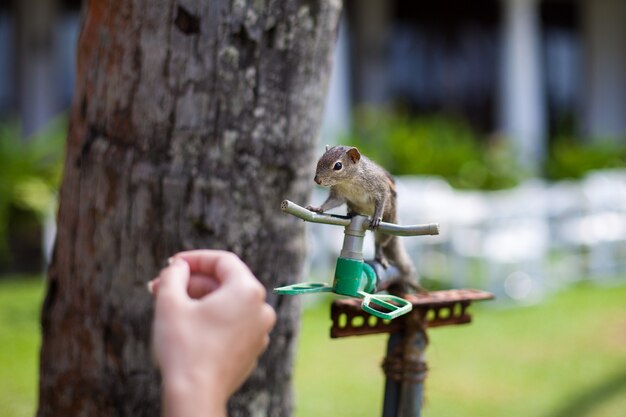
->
{"left": 369, "top": 217, "right": 382, "bottom": 229}
{"left": 306, "top": 205, "right": 324, "bottom": 213}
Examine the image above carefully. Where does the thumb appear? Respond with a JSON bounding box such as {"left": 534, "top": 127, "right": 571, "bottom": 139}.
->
{"left": 157, "top": 258, "right": 191, "bottom": 301}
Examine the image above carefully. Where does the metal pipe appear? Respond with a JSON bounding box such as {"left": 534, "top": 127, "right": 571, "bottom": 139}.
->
{"left": 382, "top": 332, "right": 403, "bottom": 417}
{"left": 340, "top": 215, "right": 368, "bottom": 260}
{"left": 365, "top": 260, "right": 401, "bottom": 292}
{"left": 281, "top": 200, "right": 351, "bottom": 226}
{"left": 281, "top": 200, "right": 440, "bottom": 236}
{"left": 377, "top": 222, "right": 439, "bottom": 237}
{"left": 382, "top": 314, "right": 428, "bottom": 417}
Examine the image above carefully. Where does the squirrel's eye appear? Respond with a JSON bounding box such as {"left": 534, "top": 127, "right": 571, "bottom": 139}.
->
{"left": 333, "top": 162, "right": 343, "bottom": 170}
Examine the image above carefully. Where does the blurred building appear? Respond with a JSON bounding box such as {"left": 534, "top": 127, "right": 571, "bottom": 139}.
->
{"left": 328, "top": 0, "right": 626, "bottom": 171}
{"left": 2, "top": 0, "right": 625, "bottom": 166}
{"left": 0, "top": 0, "right": 80, "bottom": 136}
{"left": 1, "top": 0, "right": 624, "bottom": 284}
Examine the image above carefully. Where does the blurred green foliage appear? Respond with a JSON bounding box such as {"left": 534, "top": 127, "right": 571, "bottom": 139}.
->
{"left": 0, "top": 119, "right": 66, "bottom": 261}
{"left": 345, "top": 109, "right": 524, "bottom": 190}
{"left": 546, "top": 136, "right": 626, "bottom": 180}
{"left": 345, "top": 108, "right": 626, "bottom": 187}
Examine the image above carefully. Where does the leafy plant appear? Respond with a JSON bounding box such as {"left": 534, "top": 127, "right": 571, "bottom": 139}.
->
{"left": 0, "top": 118, "right": 66, "bottom": 261}
{"left": 546, "top": 136, "right": 626, "bottom": 180}
{"left": 344, "top": 108, "right": 523, "bottom": 190}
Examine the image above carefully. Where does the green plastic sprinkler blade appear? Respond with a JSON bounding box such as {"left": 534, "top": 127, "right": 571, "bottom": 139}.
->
{"left": 358, "top": 291, "right": 413, "bottom": 320}
{"left": 274, "top": 282, "right": 334, "bottom": 295}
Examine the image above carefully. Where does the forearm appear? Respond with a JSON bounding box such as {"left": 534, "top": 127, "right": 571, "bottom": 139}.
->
{"left": 320, "top": 191, "right": 345, "bottom": 212}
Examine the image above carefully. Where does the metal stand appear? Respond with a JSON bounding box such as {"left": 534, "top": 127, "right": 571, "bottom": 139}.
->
{"left": 331, "top": 289, "right": 494, "bottom": 417}
{"left": 381, "top": 317, "right": 428, "bottom": 417}
{"left": 275, "top": 200, "right": 439, "bottom": 320}
{"left": 275, "top": 201, "right": 492, "bottom": 414}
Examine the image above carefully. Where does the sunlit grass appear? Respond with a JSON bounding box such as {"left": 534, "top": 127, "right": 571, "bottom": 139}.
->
{"left": 1, "top": 276, "right": 625, "bottom": 417}
{"left": 0, "top": 276, "right": 44, "bottom": 417}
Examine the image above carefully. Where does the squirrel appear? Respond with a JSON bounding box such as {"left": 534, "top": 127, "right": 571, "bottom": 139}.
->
{"left": 306, "top": 145, "right": 421, "bottom": 294}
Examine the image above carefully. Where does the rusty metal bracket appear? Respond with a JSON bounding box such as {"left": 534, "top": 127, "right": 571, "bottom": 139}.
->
{"left": 330, "top": 289, "right": 494, "bottom": 338}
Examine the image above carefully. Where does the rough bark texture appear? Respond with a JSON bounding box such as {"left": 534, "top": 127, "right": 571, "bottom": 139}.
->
{"left": 37, "top": 1, "right": 341, "bottom": 416}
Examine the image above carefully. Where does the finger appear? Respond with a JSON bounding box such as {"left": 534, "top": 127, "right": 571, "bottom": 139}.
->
{"left": 157, "top": 258, "right": 191, "bottom": 301}
{"left": 147, "top": 278, "right": 158, "bottom": 295}
{"left": 147, "top": 274, "right": 219, "bottom": 299}
{"left": 170, "top": 250, "right": 253, "bottom": 286}
{"left": 261, "top": 334, "right": 270, "bottom": 352}
{"left": 187, "top": 273, "right": 220, "bottom": 299}
{"left": 261, "top": 303, "right": 277, "bottom": 331}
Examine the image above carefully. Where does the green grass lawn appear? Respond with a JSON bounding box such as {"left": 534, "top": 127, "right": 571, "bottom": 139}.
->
{"left": 1, "top": 277, "right": 625, "bottom": 417}
{"left": 0, "top": 276, "right": 44, "bottom": 417}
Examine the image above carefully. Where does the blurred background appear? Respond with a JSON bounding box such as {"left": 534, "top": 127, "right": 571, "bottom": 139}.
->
{"left": 0, "top": 0, "right": 624, "bottom": 416}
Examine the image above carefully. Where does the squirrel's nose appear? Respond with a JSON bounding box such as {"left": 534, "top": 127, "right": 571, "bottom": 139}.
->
{"left": 314, "top": 175, "right": 321, "bottom": 185}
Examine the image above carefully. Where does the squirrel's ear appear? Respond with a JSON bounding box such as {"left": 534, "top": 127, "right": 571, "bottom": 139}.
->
{"left": 347, "top": 147, "right": 361, "bottom": 163}
{"left": 325, "top": 144, "right": 330, "bottom": 152}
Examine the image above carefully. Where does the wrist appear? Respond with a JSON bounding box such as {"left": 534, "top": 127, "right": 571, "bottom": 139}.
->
{"left": 162, "top": 371, "right": 228, "bottom": 417}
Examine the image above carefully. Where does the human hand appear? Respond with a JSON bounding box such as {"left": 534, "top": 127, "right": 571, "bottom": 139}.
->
{"left": 149, "top": 250, "right": 276, "bottom": 417}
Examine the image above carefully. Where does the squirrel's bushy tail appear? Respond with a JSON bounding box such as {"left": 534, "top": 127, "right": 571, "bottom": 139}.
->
{"left": 383, "top": 236, "right": 420, "bottom": 293}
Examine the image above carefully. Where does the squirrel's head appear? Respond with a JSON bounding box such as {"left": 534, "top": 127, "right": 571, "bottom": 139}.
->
{"left": 314, "top": 146, "right": 361, "bottom": 186}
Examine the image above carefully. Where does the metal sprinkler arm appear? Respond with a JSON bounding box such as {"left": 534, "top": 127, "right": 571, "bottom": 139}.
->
{"left": 280, "top": 200, "right": 351, "bottom": 227}
{"left": 276, "top": 200, "right": 441, "bottom": 320}
{"left": 281, "top": 200, "right": 440, "bottom": 237}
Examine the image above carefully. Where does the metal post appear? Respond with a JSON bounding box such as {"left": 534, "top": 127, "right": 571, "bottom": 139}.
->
{"left": 340, "top": 215, "right": 369, "bottom": 260}
{"left": 330, "top": 290, "right": 494, "bottom": 416}
{"left": 382, "top": 313, "right": 428, "bottom": 417}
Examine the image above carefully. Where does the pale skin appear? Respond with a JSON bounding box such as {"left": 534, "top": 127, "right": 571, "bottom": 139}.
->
{"left": 149, "top": 250, "right": 277, "bottom": 417}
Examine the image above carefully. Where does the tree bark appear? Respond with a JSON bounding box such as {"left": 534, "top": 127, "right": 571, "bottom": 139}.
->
{"left": 37, "top": 1, "right": 341, "bottom": 416}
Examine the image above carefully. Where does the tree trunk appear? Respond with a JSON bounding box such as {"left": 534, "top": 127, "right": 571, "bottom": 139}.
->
{"left": 37, "top": 1, "right": 341, "bottom": 416}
